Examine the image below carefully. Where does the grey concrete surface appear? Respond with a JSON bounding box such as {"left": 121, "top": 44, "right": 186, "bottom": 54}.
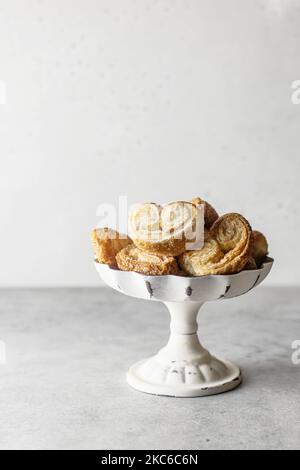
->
{"left": 0, "top": 286, "right": 299, "bottom": 450}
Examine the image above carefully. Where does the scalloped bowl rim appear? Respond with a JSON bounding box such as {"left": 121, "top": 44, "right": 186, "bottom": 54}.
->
{"left": 95, "top": 257, "right": 273, "bottom": 302}
{"left": 94, "top": 256, "right": 274, "bottom": 281}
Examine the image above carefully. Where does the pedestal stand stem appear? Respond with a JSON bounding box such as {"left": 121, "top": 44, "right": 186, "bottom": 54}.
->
{"left": 156, "top": 302, "right": 209, "bottom": 363}
{"left": 166, "top": 301, "right": 202, "bottom": 334}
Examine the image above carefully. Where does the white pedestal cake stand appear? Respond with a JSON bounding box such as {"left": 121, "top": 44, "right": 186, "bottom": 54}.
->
{"left": 95, "top": 258, "right": 273, "bottom": 397}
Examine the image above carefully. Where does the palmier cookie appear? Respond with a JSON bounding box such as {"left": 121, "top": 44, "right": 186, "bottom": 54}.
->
{"left": 178, "top": 236, "right": 224, "bottom": 276}
{"left": 116, "top": 244, "right": 178, "bottom": 276}
{"left": 129, "top": 201, "right": 201, "bottom": 256}
{"left": 91, "top": 228, "right": 132, "bottom": 267}
{"left": 179, "top": 213, "right": 252, "bottom": 276}
{"left": 251, "top": 230, "right": 268, "bottom": 266}
{"left": 210, "top": 213, "right": 252, "bottom": 272}
{"left": 190, "top": 197, "right": 219, "bottom": 229}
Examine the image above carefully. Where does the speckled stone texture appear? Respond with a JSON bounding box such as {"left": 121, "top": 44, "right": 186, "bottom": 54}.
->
{"left": 0, "top": 286, "right": 299, "bottom": 450}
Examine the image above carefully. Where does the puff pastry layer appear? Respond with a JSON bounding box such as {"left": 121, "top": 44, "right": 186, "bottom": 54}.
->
{"left": 179, "top": 213, "right": 252, "bottom": 276}
{"left": 91, "top": 228, "right": 132, "bottom": 267}
{"left": 210, "top": 212, "right": 252, "bottom": 272}
{"left": 178, "top": 235, "right": 224, "bottom": 276}
{"left": 116, "top": 244, "right": 178, "bottom": 275}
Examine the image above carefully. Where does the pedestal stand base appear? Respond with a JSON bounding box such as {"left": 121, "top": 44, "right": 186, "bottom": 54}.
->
{"left": 127, "top": 357, "right": 241, "bottom": 397}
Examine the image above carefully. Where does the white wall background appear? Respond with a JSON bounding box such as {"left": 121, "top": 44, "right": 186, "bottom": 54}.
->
{"left": 0, "top": 0, "right": 299, "bottom": 286}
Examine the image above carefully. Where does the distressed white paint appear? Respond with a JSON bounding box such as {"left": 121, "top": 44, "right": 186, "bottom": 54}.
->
{"left": 96, "top": 259, "right": 273, "bottom": 396}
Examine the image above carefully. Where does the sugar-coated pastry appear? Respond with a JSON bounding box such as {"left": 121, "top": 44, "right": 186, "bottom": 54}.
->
{"left": 251, "top": 230, "right": 268, "bottom": 266}
{"left": 116, "top": 244, "right": 178, "bottom": 275}
{"left": 180, "top": 213, "right": 252, "bottom": 276}
{"left": 91, "top": 228, "right": 132, "bottom": 267}
{"left": 210, "top": 213, "right": 252, "bottom": 273}
{"left": 130, "top": 202, "right": 161, "bottom": 233}
{"left": 92, "top": 198, "right": 270, "bottom": 277}
{"left": 178, "top": 236, "right": 224, "bottom": 276}
{"left": 190, "top": 197, "right": 219, "bottom": 228}
{"left": 129, "top": 201, "right": 201, "bottom": 256}
{"left": 211, "top": 213, "right": 251, "bottom": 252}
{"left": 210, "top": 213, "right": 252, "bottom": 272}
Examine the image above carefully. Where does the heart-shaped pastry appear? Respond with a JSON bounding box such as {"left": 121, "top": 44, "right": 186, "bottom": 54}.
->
{"left": 179, "top": 213, "right": 252, "bottom": 275}
{"left": 178, "top": 235, "right": 224, "bottom": 276}
{"left": 129, "top": 201, "right": 203, "bottom": 256}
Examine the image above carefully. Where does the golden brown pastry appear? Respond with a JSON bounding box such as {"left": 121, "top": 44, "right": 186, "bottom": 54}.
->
{"left": 210, "top": 213, "right": 251, "bottom": 252}
{"left": 116, "top": 244, "right": 178, "bottom": 275}
{"left": 129, "top": 201, "right": 200, "bottom": 256}
{"left": 179, "top": 213, "right": 252, "bottom": 276}
{"left": 190, "top": 197, "right": 218, "bottom": 228}
{"left": 91, "top": 228, "right": 132, "bottom": 267}
{"left": 251, "top": 230, "right": 268, "bottom": 266}
{"left": 130, "top": 202, "right": 161, "bottom": 233}
{"left": 178, "top": 236, "right": 224, "bottom": 276}
{"left": 210, "top": 213, "right": 252, "bottom": 272}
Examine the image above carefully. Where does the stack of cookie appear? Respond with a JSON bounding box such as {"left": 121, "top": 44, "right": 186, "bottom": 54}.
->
{"left": 91, "top": 197, "right": 268, "bottom": 277}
